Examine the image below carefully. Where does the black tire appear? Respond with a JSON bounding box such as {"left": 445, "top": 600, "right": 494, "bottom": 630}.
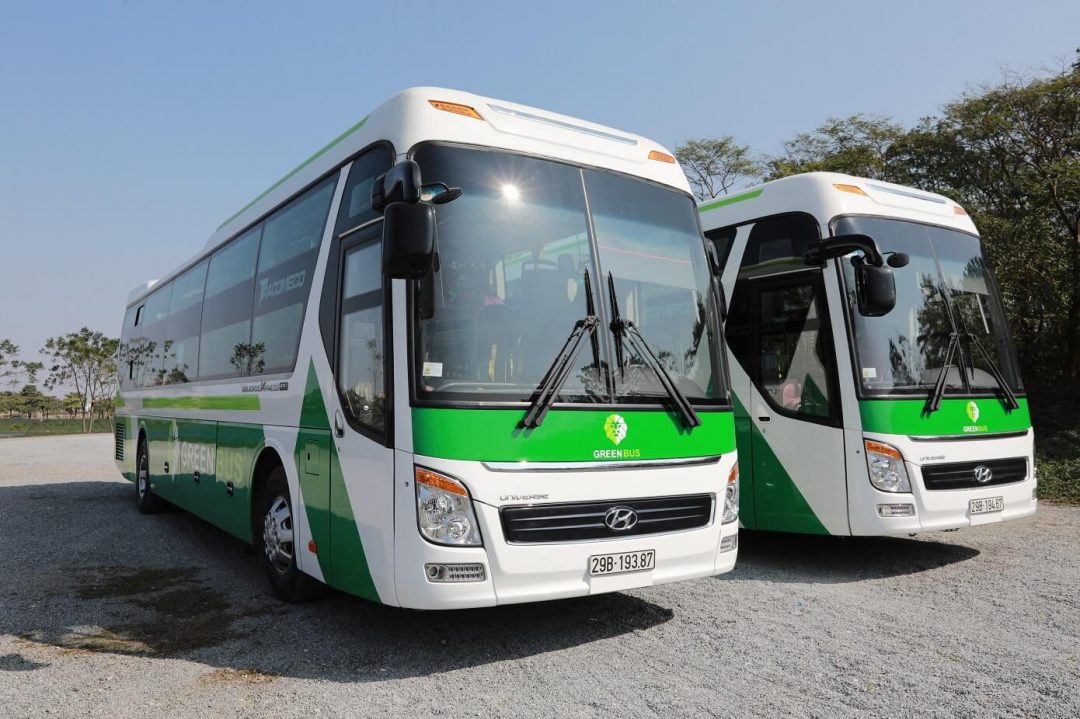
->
{"left": 259, "top": 466, "right": 325, "bottom": 602}
{"left": 135, "top": 437, "right": 166, "bottom": 514}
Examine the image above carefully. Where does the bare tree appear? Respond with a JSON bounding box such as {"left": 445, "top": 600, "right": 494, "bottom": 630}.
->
{"left": 674, "top": 137, "right": 762, "bottom": 200}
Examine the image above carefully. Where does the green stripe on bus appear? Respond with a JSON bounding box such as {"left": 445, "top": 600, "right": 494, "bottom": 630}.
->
{"left": 295, "top": 362, "right": 380, "bottom": 602}
{"left": 217, "top": 115, "right": 370, "bottom": 230}
{"left": 697, "top": 188, "right": 763, "bottom": 213}
{"left": 859, "top": 397, "right": 1031, "bottom": 436}
{"left": 731, "top": 393, "right": 828, "bottom": 535}
{"left": 412, "top": 407, "right": 736, "bottom": 462}
{"left": 141, "top": 395, "right": 261, "bottom": 411}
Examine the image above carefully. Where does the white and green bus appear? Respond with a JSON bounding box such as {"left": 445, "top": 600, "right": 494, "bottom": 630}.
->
{"left": 698, "top": 172, "right": 1035, "bottom": 536}
{"left": 114, "top": 88, "right": 739, "bottom": 609}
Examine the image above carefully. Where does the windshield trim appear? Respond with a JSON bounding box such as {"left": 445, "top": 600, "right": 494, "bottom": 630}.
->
{"left": 829, "top": 213, "right": 1026, "bottom": 402}
{"left": 404, "top": 140, "right": 732, "bottom": 411}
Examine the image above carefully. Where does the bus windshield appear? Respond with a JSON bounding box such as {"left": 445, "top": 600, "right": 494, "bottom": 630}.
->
{"left": 836, "top": 216, "right": 1022, "bottom": 396}
{"left": 411, "top": 144, "right": 726, "bottom": 406}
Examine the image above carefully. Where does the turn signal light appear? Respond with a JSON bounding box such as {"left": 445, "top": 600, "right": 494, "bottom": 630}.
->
{"left": 415, "top": 466, "right": 469, "bottom": 496}
{"left": 648, "top": 150, "right": 676, "bottom": 164}
{"left": 953, "top": 206, "right": 968, "bottom": 215}
{"left": 865, "top": 440, "right": 902, "bottom": 461}
{"left": 429, "top": 100, "right": 483, "bottom": 120}
{"left": 833, "top": 183, "right": 867, "bottom": 196}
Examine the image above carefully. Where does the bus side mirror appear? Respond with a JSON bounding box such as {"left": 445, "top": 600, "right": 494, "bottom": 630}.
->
{"left": 383, "top": 202, "right": 437, "bottom": 279}
{"left": 852, "top": 257, "right": 896, "bottom": 317}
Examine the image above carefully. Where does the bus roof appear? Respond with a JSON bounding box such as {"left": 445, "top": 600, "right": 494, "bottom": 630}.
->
{"left": 697, "top": 172, "right": 979, "bottom": 236}
{"left": 127, "top": 88, "right": 686, "bottom": 305}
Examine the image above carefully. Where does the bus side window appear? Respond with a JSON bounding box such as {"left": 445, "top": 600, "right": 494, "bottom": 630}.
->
{"left": 704, "top": 226, "right": 737, "bottom": 271}
{"left": 252, "top": 178, "right": 337, "bottom": 375}
{"left": 162, "top": 261, "right": 208, "bottom": 384}
{"left": 337, "top": 242, "right": 386, "bottom": 435}
{"left": 320, "top": 145, "right": 394, "bottom": 360}
{"left": 119, "top": 306, "right": 140, "bottom": 388}
{"left": 199, "top": 227, "right": 261, "bottom": 380}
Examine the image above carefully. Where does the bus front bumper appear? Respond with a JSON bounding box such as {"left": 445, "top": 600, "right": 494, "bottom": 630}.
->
{"left": 392, "top": 455, "right": 739, "bottom": 610}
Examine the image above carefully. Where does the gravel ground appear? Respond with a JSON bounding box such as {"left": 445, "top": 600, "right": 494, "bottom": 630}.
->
{"left": 1, "top": 434, "right": 1077, "bottom": 718}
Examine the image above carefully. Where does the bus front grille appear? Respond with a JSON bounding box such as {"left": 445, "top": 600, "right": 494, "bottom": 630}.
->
{"left": 114, "top": 424, "right": 125, "bottom": 461}
{"left": 500, "top": 494, "right": 714, "bottom": 544}
{"left": 921, "top": 457, "right": 1028, "bottom": 491}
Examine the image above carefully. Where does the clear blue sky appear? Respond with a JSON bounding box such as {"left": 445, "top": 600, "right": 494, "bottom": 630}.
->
{"left": 1, "top": 1, "right": 1077, "bottom": 375}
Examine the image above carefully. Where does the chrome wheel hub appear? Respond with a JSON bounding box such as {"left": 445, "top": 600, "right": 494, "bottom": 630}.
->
{"left": 263, "top": 495, "right": 294, "bottom": 574}
{"left": 137, "top": 455, "right": 148, "bottom": 498}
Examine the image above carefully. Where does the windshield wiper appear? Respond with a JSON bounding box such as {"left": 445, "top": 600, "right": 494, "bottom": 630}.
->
{"left": 927, "top": 284, "right": 1020, "bottom": 413}
{"left": 924, "top": 332, "right": 961, "bottom": 414}
{"left": 520, "top": 271, "right": 602, "bottom": 429}
{"left": 963, "top": 332, "right": 1020, "bottom": 410}
{"left": 607, "top": 272, "right": 701, "bottom": 429}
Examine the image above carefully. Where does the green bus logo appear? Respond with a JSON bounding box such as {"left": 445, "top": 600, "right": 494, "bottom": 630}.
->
{"left": 604, "top": 414, "right": 628, "bottom": 446}
{"left": 966, "top": 401, "right": 980, "bottom": 424}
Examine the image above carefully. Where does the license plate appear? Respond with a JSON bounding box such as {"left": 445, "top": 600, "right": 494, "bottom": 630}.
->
{"left": 589, "top": 550, "right": 655, "bottom": 576}
{"left": 969, "top": 496, "right": 1004, "bottom": 515}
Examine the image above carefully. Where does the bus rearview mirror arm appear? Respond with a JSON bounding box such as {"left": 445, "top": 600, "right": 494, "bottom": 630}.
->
{"left": 803, "top": 234, "right": 886, "bottom": 267}
{"left": 372, "top": 160, "right": 422, "bottom": 212}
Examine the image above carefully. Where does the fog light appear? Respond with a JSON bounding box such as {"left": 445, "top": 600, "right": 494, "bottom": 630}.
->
{"left": 877, "top": 503, "right": 915, "bottom": 517}
{"left": 719, "top": 534, "right": 738, "bottom": 553}
{"left": 424, "top": 563, "right": 486, "bottom": 583}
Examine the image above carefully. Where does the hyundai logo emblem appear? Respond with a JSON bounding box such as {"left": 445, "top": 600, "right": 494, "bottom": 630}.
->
{"left": 973, "top": 465, "right": 993, "bottom": 484}
{"left": 604, "top": 506, "right": 638, "bottom": 532}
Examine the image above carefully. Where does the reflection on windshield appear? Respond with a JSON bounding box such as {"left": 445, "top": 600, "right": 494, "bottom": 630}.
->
{"left": 412, "top": 144, "right": 725, "bottom": 405}
{"left": 837, "top": 217, "right": 1021, "bottom": 395}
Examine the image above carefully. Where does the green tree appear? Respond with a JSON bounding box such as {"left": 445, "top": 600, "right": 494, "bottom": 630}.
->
{"left": 674, "top": 137, "right": 762, "bottom": 200}
{"left": 901, "top": 67, "right": 1080, "bottom": 381}
{"left": 62, "top": 392, "right": 84, "bottom": 419}
{"left": 0, "top": 339, "right": 20, "bottom": 388}
{"left": 766, "top": 114, "right": 908, "bottom": 181}
{"left": 17, "top": 384, "right": 47, "bottom": 419}
{"left": 42, "top": 328, "right": 119, "bottom": 433}
{"left": 0, "top": 390, "right": 19, "bottom": 418}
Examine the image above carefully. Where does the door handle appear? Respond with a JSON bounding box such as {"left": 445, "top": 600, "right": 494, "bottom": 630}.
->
{"left": 758, "top": 415, "right": 771, "bottom": 422}
{"left": 334, "top": 409, "right": 345, "bottom": 438}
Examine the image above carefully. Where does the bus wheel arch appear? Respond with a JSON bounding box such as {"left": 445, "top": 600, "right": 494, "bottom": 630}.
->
{"left": 250, "top": 447, "right": 285, "bottom": 545}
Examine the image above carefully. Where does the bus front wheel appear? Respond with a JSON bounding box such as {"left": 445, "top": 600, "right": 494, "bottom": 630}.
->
{"left": 259, "top": 466, "right": 325, "bottom": 602}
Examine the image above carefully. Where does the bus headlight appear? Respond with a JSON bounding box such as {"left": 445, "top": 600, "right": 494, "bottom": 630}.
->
{"left": 415, "top": 467, "right": 483, "bottom": 546}
{"left": 721, "top": 464, "right": 739, "bottom": 523}
{"left": 864, "top": 440, "right": 911, "bottom": 493}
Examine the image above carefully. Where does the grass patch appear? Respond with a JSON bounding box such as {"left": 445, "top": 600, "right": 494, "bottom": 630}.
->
{"left": 1030, "top": 388, "right": 1080, "bottom": 505}
{"left": 0, "top": 418, "right": 111, "bottom": 437}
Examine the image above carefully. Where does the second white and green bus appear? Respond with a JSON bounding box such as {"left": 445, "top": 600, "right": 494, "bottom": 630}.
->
{"left": 114, "top": 87, "right": 739, "bottom": 609}
{"left": 699, "top": 172, "right": 1035, "bottom": 536}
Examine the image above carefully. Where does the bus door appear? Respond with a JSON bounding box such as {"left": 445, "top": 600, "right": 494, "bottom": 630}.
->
{"left": 717, "top": 215, "right": 848, "bottom": 535}
{"left": 323, "top": 207, "right": 396, "bottom": 601}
